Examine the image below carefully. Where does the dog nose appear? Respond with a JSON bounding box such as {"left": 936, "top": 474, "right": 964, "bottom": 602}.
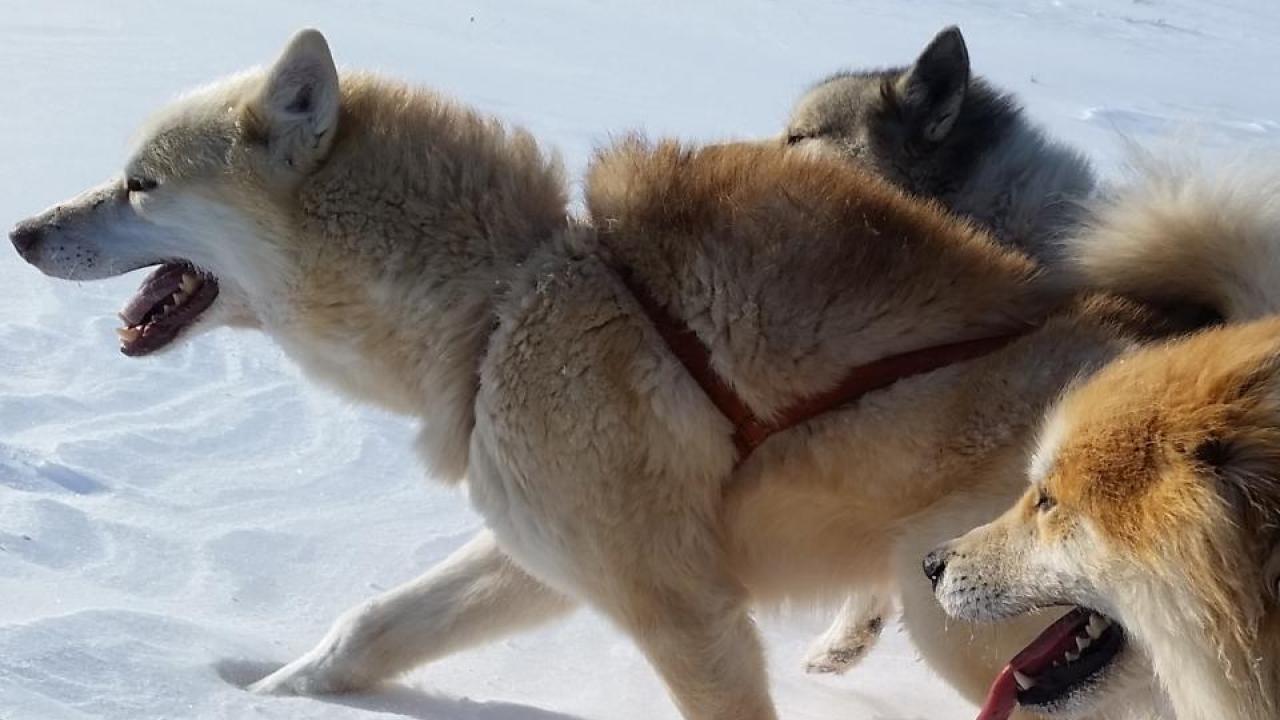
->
{"left": 9, "top": 222, "right": 42, "bottom": 262}
{"left": 922, "top": 547, "right": 950, "bottom": 590}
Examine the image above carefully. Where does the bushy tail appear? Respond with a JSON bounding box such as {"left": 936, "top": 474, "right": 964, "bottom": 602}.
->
{"left": 1069, "top": 153, "right": 1280, "bottom": 322}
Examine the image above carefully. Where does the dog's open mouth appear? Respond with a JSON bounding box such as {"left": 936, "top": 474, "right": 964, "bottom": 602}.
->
{"left": 116, "top": 262, "right": 219, "bottom": 356}
{"left": 976, "top": 607, "right": 1125, "bottom": 720}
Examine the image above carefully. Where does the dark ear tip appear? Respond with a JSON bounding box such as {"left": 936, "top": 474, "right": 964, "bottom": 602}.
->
{"left": 289, "top": 28, "right": 328, "bottom": 49}
{"left": 931, "top": 25, "right": 968, "bottom": 53}
{"left": 917, "top": 25, "right": 970, "bottom": 72}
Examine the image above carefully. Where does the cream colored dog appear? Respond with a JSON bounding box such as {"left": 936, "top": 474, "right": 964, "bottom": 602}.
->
{"left": 10, "top": 29, "right": 1269, "bottom": 720}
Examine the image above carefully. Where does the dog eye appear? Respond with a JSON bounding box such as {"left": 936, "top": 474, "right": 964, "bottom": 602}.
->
{"left": 126, "top": 177, "right": 158, "bottom": 193}
{"left": 1034, "top": 490, "right": 1057, "bottom": 512}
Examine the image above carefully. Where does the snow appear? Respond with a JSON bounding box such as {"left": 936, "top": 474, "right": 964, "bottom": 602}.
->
{"left": 1, "top": 1, "right": 1278, "bottom": 718}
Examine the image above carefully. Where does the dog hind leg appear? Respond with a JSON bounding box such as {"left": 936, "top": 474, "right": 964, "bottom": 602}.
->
{"left": 248, "top": 530, "right": 575, "bottom": 695}
{"left": 803, "top": 587, "right": 893, "bottom": 675}
{"left": 605, "top": 576, "right": 777, "bottom": 720}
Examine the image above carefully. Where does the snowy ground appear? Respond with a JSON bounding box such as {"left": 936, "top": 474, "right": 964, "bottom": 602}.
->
{"left": 2, "top": 1, "right": 1278, "bottom": 719}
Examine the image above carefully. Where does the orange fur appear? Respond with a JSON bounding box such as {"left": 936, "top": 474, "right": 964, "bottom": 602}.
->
{"left": 943, "top": 319, "right": 1280, "bottom": 720}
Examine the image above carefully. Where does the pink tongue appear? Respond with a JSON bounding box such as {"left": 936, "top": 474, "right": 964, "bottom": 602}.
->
{"left": 973, "top": 608, "right": 1089, "bottom": 720}
{"left": 975, "top": 666, "right": 1018, "bottom": 720}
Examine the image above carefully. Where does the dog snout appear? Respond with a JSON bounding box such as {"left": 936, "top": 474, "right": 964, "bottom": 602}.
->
{"left": 922, "top": 546, "right": 952, "bottom": 591}
{"left": 9, "top": 220, "right": 43, "bottom": 262}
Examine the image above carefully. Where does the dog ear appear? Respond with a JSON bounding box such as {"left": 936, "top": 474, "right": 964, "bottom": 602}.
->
{"left": 896, "top": 26, "right": 970, "bottom": 143}
{"left": 256, "top": 29, "right": 340, "bottom": 173}
{"left": 1263, "top": 540, "right": 1280, "bottom": 601}
{"left": 1194, "top": 432, "right": 1280, "bottom": 599}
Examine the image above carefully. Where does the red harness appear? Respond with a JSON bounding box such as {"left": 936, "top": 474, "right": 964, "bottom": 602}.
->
{"left": 620, "top": 272, "right": 1025, "bottom": 461}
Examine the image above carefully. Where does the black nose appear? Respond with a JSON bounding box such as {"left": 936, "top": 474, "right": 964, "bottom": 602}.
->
{"left": 922, "top": 547, "right": 950, "bottom": 590}
{"left": 9, "top": 222, "right": 42, "bottom": 262}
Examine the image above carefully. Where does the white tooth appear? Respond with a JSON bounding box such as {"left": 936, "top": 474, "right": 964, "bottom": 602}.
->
{"left": 1065, "top": 651, "right": 1080, "bottom": 663}
{"left": 116, "top": 327, "right": 140, "bottom": 342}
{"left": 1013, "top": 671, "right": 1036, "bottom": 690}
{"left": 1087, "top": 614, "right": 1108, "bottom": 639}
{"left": 1076, "top": 636, "right": 1091, "bottom": 652}
{"left": 180, "top": 274, "right": 199, "bottom": 294}
{"left": 172, "top": 292, "right": 187, "bottom": 305}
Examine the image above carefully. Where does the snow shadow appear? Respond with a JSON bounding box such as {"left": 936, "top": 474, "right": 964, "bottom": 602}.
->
{"left": 216, "top": 659, "right": 587, "bottom": 720}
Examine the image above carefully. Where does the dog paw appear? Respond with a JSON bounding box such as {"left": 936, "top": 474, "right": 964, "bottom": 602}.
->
{"left": 803, "top": 642, "right": 870, "bottom": 675}
{"left": 245, "top": 655, "right": 364, "bottom": 696}
{"left": 246, "top": 670, "right": 306, "bottom": 696}
{"left": 802, "top": 615, "right": 884, "bottom": 675}
{"left": 215, "top": 658, "right": 289, "bottom": 691}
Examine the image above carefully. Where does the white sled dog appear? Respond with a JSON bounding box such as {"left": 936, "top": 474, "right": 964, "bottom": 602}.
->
{"left": 8, "top": 29, "right": 1255, "bottom": 720}
{"left": 928, "top": 161, "right": 1280, "bottom": 720}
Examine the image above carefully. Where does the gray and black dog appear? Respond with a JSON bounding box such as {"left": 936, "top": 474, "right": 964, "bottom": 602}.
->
{"left": 787, "top": 26, "right": 1095, "bottom": 267}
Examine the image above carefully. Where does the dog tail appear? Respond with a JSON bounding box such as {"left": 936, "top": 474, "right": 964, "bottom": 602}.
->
{"left": 1069, "top": 152, "right": 1280, "bottom": 323}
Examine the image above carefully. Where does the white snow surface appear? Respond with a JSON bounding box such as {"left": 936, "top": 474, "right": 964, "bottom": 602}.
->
{"left": 2, "top": 1, "right": 1279, "bottom": 718}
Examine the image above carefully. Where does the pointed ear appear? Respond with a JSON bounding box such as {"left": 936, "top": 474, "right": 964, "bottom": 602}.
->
{"left": 256, "top": 29, "right": 340, "bottom": 173}
{"left": 1193, "top": 429, "right": 1280, "bottom": 600}
{"left": 896, "top": 26, "right": 970, "bottom": 142}
{"left": 1263, "top": 541, "right": 1280, "bottom": 601}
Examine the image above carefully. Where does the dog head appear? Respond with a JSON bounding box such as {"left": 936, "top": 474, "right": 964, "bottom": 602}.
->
{"left": 9, "top": 29, "right": 340, "bottom": 356}
{"left": 783, "top": 26, "right": 1019, "bottom": 203}
{"left": 928, "top": 320, "right": 1280, "bottom": 720}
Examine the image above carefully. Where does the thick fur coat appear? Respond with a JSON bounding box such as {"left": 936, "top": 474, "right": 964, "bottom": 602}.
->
{"left": 10, "top": 30, "right": 1271, "bottom": 720}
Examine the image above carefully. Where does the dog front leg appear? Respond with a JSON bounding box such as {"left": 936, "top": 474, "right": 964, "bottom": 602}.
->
{"left": 249, "top": 530, "right": 575, "bottom": 695}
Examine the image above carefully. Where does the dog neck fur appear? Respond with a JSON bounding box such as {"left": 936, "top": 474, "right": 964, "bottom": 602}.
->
{"left": 946, "top": 114, "right": 1095, "bottom": 267}
{"left": 1121, "top": 570, "right": 1278, "bottom": 720}
{"left": 274, "top": 73, "right": 568, "bottom": 482}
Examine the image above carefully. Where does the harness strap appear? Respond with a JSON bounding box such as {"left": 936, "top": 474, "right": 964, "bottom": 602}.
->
{"left": 620, "top": 271, "right": 1025, "bottom": 461}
